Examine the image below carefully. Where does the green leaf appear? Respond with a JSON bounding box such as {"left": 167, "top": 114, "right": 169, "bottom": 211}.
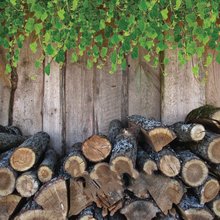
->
{"left": 161, "top": 8, "right": 168, "bottom": 20}
{"left": 30, "top": 42, "right": 37, "bottom": 53}
{"left": 205, "top": 54, "right": 212, "bottom": 67}
{"left": 175, "top": 0, "right": 181, "bottom": 10}
{"left": 144, "top": 54, "right": 151, "bottom": 62}
{"left": 101, "top": 47, "right": 108, "bottom": 58}
{"left": 131, "top": 47, "right": 138, "bottom": 59}
{"left": 45, "top": 63, "right": 50, "bottom": 75}
{"left": 87, "top": 59, "right": 93, "bottom": 69}
{"left": 34, "top": 23, "right": 43, "bottom": 35}
{"left": 95, "top": 35, "right": 103, "bottom": 44}
{"left": 72, "top": 0, "right": 78, "bottom": 11}
{"left": 10, "top": 0, "right": 16, "bottom": 6}
{"left": 111, "top": 50, "right": 117, "bottom": 64}
{"left": 71, "top": 53, "right": 78, "bottom": 62}
{"left": 164, "top": 57, "right": 169, "bottom": 65}
{"left": 121, "top": 59, "right": 127, "bottom": 70}
{"left": 25, "top": 18, "right": 35, "bottom": 33}
{"left": 35, "top": 60, "right": 41, "bottom": 68}
{"left": 139, "top": 0, "right": 147, "bottom": 11}
{"left": 99, "top": 19, "right": 106, "bottom": 29}
{"left": 45, "top": 44, "right": 55, "bottom": 56}
{"left": 58, "top": 9, "right": 65, "bottom": 20}
{"left": 6, "top": 64, "right": 12, "bottom": 74}
{"left": 192, "top": 65, "right": 199, "bottom": 77}
{"left": 216, "top": 53, "right": 220, "bottom": 64}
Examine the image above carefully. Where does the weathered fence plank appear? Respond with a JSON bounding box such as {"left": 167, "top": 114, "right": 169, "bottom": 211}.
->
{"left": 161, "top": 50, "right": 206, "bottom": 124}
{"left": 65, "top": 54, "right": 94, "bottom": 148}
{"left": 43, "top": 60, "right": 63, "bottom": 154}
{"left": 13, "top": 38, "right": 43, "bottom": 135}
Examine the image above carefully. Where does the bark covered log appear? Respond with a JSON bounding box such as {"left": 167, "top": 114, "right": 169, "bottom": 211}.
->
{"left": 37, "top": 148, "right": 58, "bottom": 183}
{"left": 0, "top": 125, "right": 22, "bottom": 135}
{"left": 207, "top": 195, "right": 220, "bottom": 218}
{"left": 10, "top": 131, "right": 50, "bottom": 171}
{"left": 108, "top": 119, "right": 123, "bottom": 145}
{"left": 76, "top": 204, "right": 96, "bottom": 220}
{"left": 128, "top": 115, "right": 176, "bottom": 152}
{"left": 82, "top": 135, "right": 112, "bottom": 162}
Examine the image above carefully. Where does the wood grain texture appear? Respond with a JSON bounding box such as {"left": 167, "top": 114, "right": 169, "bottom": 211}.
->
{"left": 161, "top": 50, "right": 206, "bottom": 124}
{"left": 13, "top": 38, "right": 43, "bottom": 135}
{"left": 94, "top": 63, "right": 124, "bottom": 134}
{"left": 43, "top": 59, "right": 63, "bottom": 154}
{"left": 206, "top": 51, "right": 220, "bottom": 106}
{"left": 128, "top": 49, "right": 160, "bottom": 120}
{"left": 65, "top": 53, "right": 94, "bottom": 148}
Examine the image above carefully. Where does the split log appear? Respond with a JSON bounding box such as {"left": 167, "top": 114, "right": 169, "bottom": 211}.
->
{"left": 0, "top": 194, "right": 22, "bottom": 220}
{"left": 157, "top": 147, "right": 181, "bottom": 177}
{"left": 110, "top": 129, "right": 139, "bottom": 179}
{"left": 64, "top": 142, "right": 87, "bottom": 178}
{"left": 177, "top": 194, "right": 214, "bottom": 220}
{"left": 82, "top": 135, "right": 112, "bottom": 162}
{"left": 171, "top": 122, "right": 205, "bottom": 142}
{"left": 34, "top": 177, "right": 68, "bottom": 219}
{"left": 179, "top": 150, "right": 208, "bottom": 187}
{"left": 0, "top": 149, "right": 17, "bottom": 196}
{"left": 10, "top": 131, "right": 50, "bottom": 171}
{"left": 185, "top": 105, "right": 220, "bottom": 133}
{"left": 128, "top": 115, "right": 176, "bottom": 152}
{"left": 207, "top": 195, "right": 220, "bottom": 218}
{"left": 16, "top": 171, "right": 40, "bottom": 197}
{"left": 190, "top": 132, "right": 220, "bottom": 164}
{"left": 120, "top": 198, "right": 160, "bottom": 220}
{"left": 193, "top": 176, "right": 219, "bottom": 204}
{"left": 141, "top": 173, "right": 184, "bottom": 215}
{"left": 0, "top": 133, "right": 26, "bottom": 152}
{"left": 108, "top": 119, "right": 123, "bottom": 145}
{"left": 136, "top": 149, "right": 158, "bottom": 175}
{"left": 37, "top": 148, "right": 57, "bottom": 183}
{"left": 0, "top": 125, "right": 22, "bottom": 135}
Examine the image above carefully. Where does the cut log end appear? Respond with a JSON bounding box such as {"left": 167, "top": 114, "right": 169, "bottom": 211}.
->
{"left": 182, "top": 159, "right": 208, "bottom": 187}
{"left": 38, "top": 166, "right": 53, "bottom": 183}
{"left": 181, "top": 209, "right": 214, "bottom": 220}
{"left": 111, "top": 156, "right": 139, "bottom": 179}
{"left": 159, "top": 155, "right": 181, "bottom": 177}
{"left": 212, "top": 110, "right": 220, "bottom": 121}
{"left": 82, "top": 135, "right": 112, "bottom": 162}
{"left": 210, "top": 197, "right": 220, "bottom": 217}
{"left": 190, "top": 124, "right": 206, "bottom": 141}
{"left": 0, "top": 167, "right": 16, "bottom": 196}
{"left": 208, "top": 137, "right": 220, "bottom": 163}
{"left": 10, "top": 147, "right": 35, "bottom": 172}
{"left": 64, "top": 155, "right": 86, "bottom": 177}
{"left": 143, "top": 160, "right": 158, "bottom": 175}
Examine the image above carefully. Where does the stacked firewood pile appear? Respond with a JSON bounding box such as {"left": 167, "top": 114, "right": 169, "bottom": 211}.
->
{"left": 0, "top": 105, "right": 220, "bottom": 220}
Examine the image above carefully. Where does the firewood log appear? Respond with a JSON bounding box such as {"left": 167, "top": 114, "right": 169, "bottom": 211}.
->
{"left": 177, "top": 194, "right": 214, "bottom": 220}
{"left": 34, "top": 177, "right": 68, "bottom": 219}
{"left": 108, "top": 119, "right": 123, "bottom": 145}
{"left": 155, "top": 208, "right": 181, "bottom": 219}
{"left": 190, "top": 132, "right": 220, "bottom": 164}
{"left": 0, "top": 125, "right": 22, "bottom": 135}
{"left": 0, "top": 194, "right": 22, "bottom": 220}
{"left": 64, "top": 142, "right": 87, "bottom": 178}
{"left": 136, "top": 149, "right": 158, "bottom": 175}
{"left": 171, "top": 122, "right": 205, "bottom": 142}
{"left": 0, "top": 133, "right": 26, "bottom": 152}
{"left": 178, "top": 150, "right": 208, "bottom": 187}
{"left": 207, "top": 195, "right": 220, "bottom": 218}
{"left": 110, "top": 129, "right": 139, "bottom": 179}
{"left": 128, "top": 115, "right": 176, "bottom": 152}
{"left": 157, "top": 147, "right": 181, "bottom": 177}
{"left": 141, "top": 173, "right": 184, "bottom": 215}
{"left": 0, "top": 149, "right": 17, "bottom": 196}
{"left": 109, "top": 212, "right": 126, "bottom": 220}
{"left": 120, "top": 198, "right": 160, "bottom": 220}
{"left": 185, "top": 105, "right": 220, "bottom": 133}
{"left": 212, "top": 164, "right": 220, "bottom": 178}
{"left": 16, "top": 171, "right": 40, "bottom": 197}
{"left": 77, "top": 204, "right": 96, "bottom": 220}
{"left": 10, "top": 131, "right": 50, "bottom": 171}
{"left": 82, "top": 135, "right": 112, "bottom": 162}
{"left": 193, "top": 176, "right": 219, "bottom": 204}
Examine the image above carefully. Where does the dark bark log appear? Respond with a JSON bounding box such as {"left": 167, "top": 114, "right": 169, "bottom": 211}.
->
{"left": 64, "top": 142, "right": 87, "bottom": 178}
{"left": 207, "top": 195, "right": 220, "bottom": 218}
{"left": 154, "top": 208, "right": 181, "bottom": 220}
{"left": 0, "top": 133, "right": 26, "bottom": 152}
{"left": 0, "top": 125, "right": 22, "bottom": 135}
{"left": 37, "top": 148, "right": 58, "bottom": 183}
{"left": 82, "top": 135, "right": 112, "bottom": 162}
{"left": 0, "top": 194, "right": 22, "bottom": 220}
{"left": 185, "top": 105, "right": 220, "bottom": 133}
{"left": 108, "top": 119, "right": 123, "bottom": 145}
{"left": 128, "top": 115, "right": 176, "bottom": 152}
{"left": 109, "top": 211, "right": 126, "bottom": 220}
{"left": 76, "top": 204, "right": 96, "bottom": 220}
{"left": 211, "top": 164, "right": 220, "bottom": 178}
{"left": 171, "top": 122, "right": 205, "bottom": 142}
{"left": 10, "top": 131, "right": 50, "bottom": 171}
{"left": 34, "top": 177, "right": 68, "bottom": 219}
{"left": 110, "top": 129, "right": 139, "bottom": 179}
{"left": 0, "top": 149, "right": 17, "bottom": 196}
{"left": 178, "top": 150, "right": 208, "bottom": 187}
{"left": 177, "top": 194, "right": 214, "bottom": 220}
{"left": 16, "top": 170, "right": 40, "bottom": 197}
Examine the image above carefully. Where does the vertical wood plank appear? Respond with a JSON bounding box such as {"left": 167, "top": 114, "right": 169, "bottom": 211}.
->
{"left": 206, "top": 51, "right": 220, "bottom": 106}
{"left": 128, "top": 49, "right": 161, "bottom": 120}
{"left": 161, "top": 50, "right": 206, "bottom": 124}
{"left": 65, "top": 54, "right": 94, "bottom": 148}
{"left": 0, "top": 48, "right": 10, "bottom": 125}
{"left": 43, "top": 60, "right": 63, "bottom": 154}
{"left": 13, "top": 38, "right": 43, "bottom": 135}
{"left": 94, "top": 63, "right": 124, "bottom": 134}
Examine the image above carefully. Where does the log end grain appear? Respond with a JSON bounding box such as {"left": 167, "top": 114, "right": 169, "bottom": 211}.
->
{"left": 182, "top": 159, "right": 208, "bottom": 187}
{"left": 37, "top": 166, "right": 53, "bottom": 183}
{"left": 208, "top": 137, "right": 220, "bottom": 164}
{"left": 212, "top": 110, "right": 220, "bottom": 121}
{"left": 190, "top": 124, "right": 206, "bottom": 141}
{"left": 181, "top": 209, "right": 214, "bottom": 220}
{"left": 213, "top": 199, "right": 220, "bottom": 217}
{"left": 10, "top": 147, "right": 35, "bottom": 172}
{"left": 143, "top": 160, "right": 158, "bottom": 175}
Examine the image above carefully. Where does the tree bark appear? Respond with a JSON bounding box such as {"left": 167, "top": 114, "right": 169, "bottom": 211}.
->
{"left": 0, "top": 125, "right": 22, "bottom": 135}
{"left": 108, "top": 119, "right": 123, "bottom": 145}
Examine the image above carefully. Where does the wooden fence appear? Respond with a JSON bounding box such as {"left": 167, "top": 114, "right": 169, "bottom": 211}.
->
{"left": 0, "top": 39, "right": 219, "bottom": 154}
